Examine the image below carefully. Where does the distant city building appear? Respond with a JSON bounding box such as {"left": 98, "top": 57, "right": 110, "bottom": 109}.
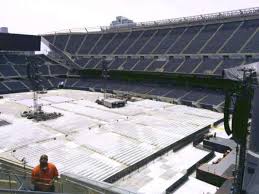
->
{"left": 110, "top": 16, "right": 136, "bottom": 28}
{"left": 0, "top": 27, "right": 8, "bottom": 33}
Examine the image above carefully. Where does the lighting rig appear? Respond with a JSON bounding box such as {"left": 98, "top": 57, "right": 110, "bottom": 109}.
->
{"left": 21, "top": 60, "right": 62, "bottom": 121}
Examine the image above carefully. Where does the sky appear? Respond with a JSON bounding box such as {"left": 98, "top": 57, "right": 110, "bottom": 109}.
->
{"left": 1, "top": 0, "right": 259, "bottom": 35}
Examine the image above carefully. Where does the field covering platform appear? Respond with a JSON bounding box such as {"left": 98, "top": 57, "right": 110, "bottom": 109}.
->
{"left": 114, "top": 144, "right": 217, "bottom": 194}
{"left": 0, "top": 89, "right": 222, "bottom": 191}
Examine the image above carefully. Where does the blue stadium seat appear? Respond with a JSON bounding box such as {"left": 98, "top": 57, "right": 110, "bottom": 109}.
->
{"left": 27, "top": 55, "right": 46, "bottom": 65}
{"left": 39, "top": 55, "right": 58, "bottom": 64}
{"left": 241, "top": 30, "right": 259, "bottom": 53}
{"left": 0, "top": 54, "right": 60, "bottom": 78}
{"left": 0, "top": 82, "right": 10, "bottom": 94}
{"left": 164, "top": 87, "right": 190, "bottom": 99}
{"left": 90, "top": 33, "right": 115, "bottom": 54}
{"left": 66, "top": 34, "right": 85, "bottom": 54}
{"left": 60, "top": 78, "right": 224, "bottom": 109}
{"left": 114, "top": 31, "right": 143, "bottom": 54}
{"left": 147, "top": 60, "right": 166, "bottom": 72}
{"left": 214, "top": 58, "right": 244, "bottom": 75}
{"left": 40, "top": 78, "right": 53, "bottom": 89}
{"left": 84, "top": 58, "right": 101, "bottom": 69}
{"left": 4, "top": 80, "right": 28, "bottom": 91}
{"left": 121, "top": 58, "right": 139, "bottom": 70}
{"left": 109, "top": 58, "right": 126, "bottom": 70}
{"left": 49, "top": 78, "right": 65, "bottom": 88}
{"left": 39, "top": 64, "right": 50, "bottom": 75}
{"left": 93, "top": 79, "right": 108, "bottom": 90}
{"left": 95, "top": 60, "right": 113, "bottom": 69}
{"left": 54, "top": 35, "right": 69, "bottom": 51}
{"left": 0, "top": 65, "right": 19, "bottom": 77}
{"left": 115, "top": 82, "right": 137, "bottom": 92}
{"left": 20, "top": 80, "right": 32, "bottom": 90}
{"left": 102, "top": 32, "right": 129, "bottom": 54}
{"left": 176, "top": 57, "right": 201, "bottom": 73}
{"left": 199, "top": 92, "right": 224, "bottom": 108}
{"left": 181, "top": 89, "right": 207, "bottom": 104}
{"left": 154, "top": 28, "right": 185, "bottom": 54}
{"left": 168, "top": 25, "right": 202, "bottom": 54}
{"left": 126, "top": 30, "right": 156, "bottom": 54}
{"left": 49, "top": 65, "right": 68, "bottom": 75}
{"left": 74, "top": 79, "right": 95, "bottom": 88}
{"left": 183, "top": 24, "right": 221, "bottom": 54}
{"left": 194, "top": 57, "right": 221, "bottom": 75}
{"left": 13, "top": 65, "right": 27, "bottom": 76}
{"left": 163, "top": 58, "right": 184, "bottom": 72}
{"left": 6, "top": 54, "right": 26, "bottom": 64}
{"left": 65, "top": 78, "right": 79, "bottom": 87}
{"left": 132, "top": 85, "right": 153, "bottom": 94}
{"left": 78, "top": 34, "right": 101, "bottom": 54}
{"left": 139, "top": 29, "right": 170, "bottom": 54}
{"left": 132, "top": 58, "right": 153, "bottom": 71}
{"left": 75, "top": 57, "right": 90, "bottom": 67}
{"left": 0, "top": 55, "right": 7, "bottom": 64}
{"left": 147, "top": 87, "right": 171, "bottom": 96}
{"left": 220, "top": 19, "right": 259, "bottom": 53}
{"left": 200, "top": 22, "right": 241, "bottom": 53}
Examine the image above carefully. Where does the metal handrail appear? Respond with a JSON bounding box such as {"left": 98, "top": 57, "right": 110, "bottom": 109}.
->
{"left": 42, "top": 7, "right": 259, "bottom": 35}
{"left": 0, "top": 170, "right": 133, "bottom": 194}
{"left": 0, "top": 171, "right": 96, "bottom": 194}
{"left": 0, "top": 188, "right": 65, "bottom": 194}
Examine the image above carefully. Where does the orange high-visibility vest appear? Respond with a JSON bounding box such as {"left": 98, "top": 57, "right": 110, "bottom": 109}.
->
{"left": 31, "top": 163, "right": 58, "bottom": 191}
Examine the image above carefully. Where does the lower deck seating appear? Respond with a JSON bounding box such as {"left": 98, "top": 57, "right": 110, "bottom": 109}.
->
{"left": 2, "top": 80, "right": 28, "bottom": 93}
{"left": 0, "top": 82, "right": 10, "bottom": 94}
{"left": 0, "top": 78, "right": 224, "bottom": 111}
{"left": 0, "top": 65, "right": 19, "bottom": 77}
{"left": 64, "top": 78, "right": 224, "bottom": 110}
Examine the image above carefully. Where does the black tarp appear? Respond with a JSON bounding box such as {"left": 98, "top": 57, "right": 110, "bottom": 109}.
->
{"left": 223, "top": 62, "right": 259, "bottom": 84}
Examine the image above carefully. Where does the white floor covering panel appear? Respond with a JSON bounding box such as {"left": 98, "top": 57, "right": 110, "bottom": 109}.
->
{"left": 0, "top": 90, "right": 223, "bottom": 192}
{"left": 12, "top": 139, "right": 123, "bottom": 181}
{"left": 115, "top": 145, "right": 214, "bottom": 194}
{"left": 173, "top": 177, "right": 217, "bottom": 194}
